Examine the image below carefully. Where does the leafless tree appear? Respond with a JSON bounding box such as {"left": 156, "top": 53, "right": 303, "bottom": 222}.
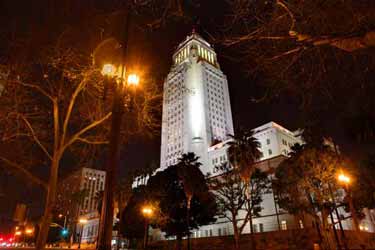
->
{"left": 210, "top": 164, "right": 269, "bottom": 249}
{"left": 0, "top": 42, "right": 161, "bottom": 249}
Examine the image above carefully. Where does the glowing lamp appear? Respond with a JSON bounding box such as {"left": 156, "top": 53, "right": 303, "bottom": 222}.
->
{"left": 127, "top": 74, "right": 139, "bottom": 86}
{"left": 338, "top": 173, "right": 350, "bottom": 184}
{"left": 101, "top": 64, "right": 117, "bottom": 77}
{"left": 142, "top": 207, "right": 153, "bottom": 217}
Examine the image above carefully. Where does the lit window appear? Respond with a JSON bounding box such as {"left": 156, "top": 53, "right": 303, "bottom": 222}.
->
{"left": 299, "top": 220, "right": 304, "bottom": 229}
{"left": 281, "top": 221, "right": 287, "bottom": 230}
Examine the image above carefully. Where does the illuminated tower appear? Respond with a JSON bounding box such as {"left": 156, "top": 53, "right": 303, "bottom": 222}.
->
{"left": 160, "top": 31, "right": 234, "bottom": 174}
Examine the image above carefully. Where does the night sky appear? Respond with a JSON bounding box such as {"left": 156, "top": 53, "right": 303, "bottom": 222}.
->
{"left": 0, "top": 0, "right": 367, "bottom": 232}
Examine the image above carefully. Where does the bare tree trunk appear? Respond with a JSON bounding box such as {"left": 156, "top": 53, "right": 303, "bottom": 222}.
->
{"left": 232, "top": 220, "right": 240, "bottom": 250}
{"left": 248, "top": 201, "right": 256, "bottom": 250}
{"left": 246, "top": 183, "right": 256, "bottom": 250}
{"left": 36, "top": 157, "right": 59, "bottom": 250}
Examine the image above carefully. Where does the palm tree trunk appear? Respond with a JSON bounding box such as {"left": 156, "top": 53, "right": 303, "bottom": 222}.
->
{"left": 36, "top": 157, "right": 60, "bottom": 250}
{"left": 187, "top": 209, "right": 190, "bottom": 250}
{"left": 176, "top": 234, "right": 182, "bottom": 250}
{"left": 187, "top": 198, "right": 191, "bottom": 250}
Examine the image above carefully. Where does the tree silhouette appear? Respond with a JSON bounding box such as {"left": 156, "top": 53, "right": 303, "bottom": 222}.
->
{"left": 0, "top": 44, "right": 161, "bottom": 249}
{"left": 176, "top": 153, "right": 205, "bottom": 250}
{"left": 223, "top": 0, "right": 375, "bottom": 148}
{"left": 274, "top": 143, "right": 343, "bottom": 250}
{"left": 227, "top": 129, "right": 262, "bottom": 249}
{"left": 210, "top": 164, "right": 269, "bottom": 249}
{"left": 146, "top": 161, "right": 216, "bottom": 250}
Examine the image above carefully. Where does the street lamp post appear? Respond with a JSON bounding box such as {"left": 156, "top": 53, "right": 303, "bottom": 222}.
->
{"left": 142, "top": 206, "right": 153, "bottom": 249}
{"left": 78, "top": 218, "right": 88, "bottom": 249}
{"left": 96, "top": 5, "right": 135, "bottom": 250}
{"left": 97, "top": 63, "right": 139, "bottom": 250}
{"left": 328, "top": 183, "right": 348, "bottom": 250}
{"left": 337, "top": 173, "right": 360, "bottom": 233}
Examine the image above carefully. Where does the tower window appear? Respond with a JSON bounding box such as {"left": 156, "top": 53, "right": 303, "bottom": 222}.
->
{"left": 281, "top": 221, "right": 287, "bottom": 230}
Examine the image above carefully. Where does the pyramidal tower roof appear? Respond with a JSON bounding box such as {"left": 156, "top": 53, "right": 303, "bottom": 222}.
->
{"left": 176, "top": 29, "right": 211, "bottom": 50}
{"left": 173, "top": 30, "right": 218, "bottom": 68}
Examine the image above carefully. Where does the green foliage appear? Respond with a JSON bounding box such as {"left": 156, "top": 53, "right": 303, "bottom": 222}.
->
{"left": 228, "top": 129, "right": 262, "bottom": 181}
{"left": 120, "top": 152, "right": 216, "bottom": 241}
{"left": 274, "top": 143, "right": 342, "bottom": 224}
{"left": 147, "top": 162, "right": 217, "bottom": 238}
{"left": 119, "top": 185, "right": 150, "bottom": 239}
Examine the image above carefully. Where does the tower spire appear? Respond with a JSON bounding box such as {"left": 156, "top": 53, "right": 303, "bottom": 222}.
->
{"left": 191, "top": 17, "right": 199, "bottom": 35}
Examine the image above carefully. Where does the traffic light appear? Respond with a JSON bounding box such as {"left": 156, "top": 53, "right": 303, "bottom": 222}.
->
{"left": 61, "top": 229, "right": 68, "bottom": 237}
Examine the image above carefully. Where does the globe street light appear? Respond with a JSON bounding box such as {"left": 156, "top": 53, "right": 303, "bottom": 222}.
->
{"left": 127, "top": 73, "right": 140, "bottom": 86}
{"left": 101, "top": 64, "right": 117, "bottom": 77}
{"left": 97, "top": 62, "right": 140, "bottom": 250}
{"left": 338, "top": 174, "right": 350, "bottom": 186}
{"left": 337, "top": 172, "right": 360, "bottom": 233}
{"left": 142, "top": 206, "right": 153, "bottom": 249}
{"left": 25, "top": 228, "right": 34, "bottom": 235}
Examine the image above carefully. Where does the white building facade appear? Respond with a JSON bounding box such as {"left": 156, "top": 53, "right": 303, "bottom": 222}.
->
{"left": 159, "top": 31, "right": 234, "bottom": 175}
{"left": 157, "top": 32, "right": 307, "bottom": 239}
{"left": 196, "top": 123, "right": 305, "bottom": 238}
{"left": 155, "top": 32, "right": 375, "bottom": 241}
{"left": 74, "top": 168, "right": 106, "bottom": 244}
{"left": 253, "top": 121, "right": 303, "bottom": 160}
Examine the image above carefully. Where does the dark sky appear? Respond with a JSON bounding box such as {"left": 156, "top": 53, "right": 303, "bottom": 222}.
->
{"left": 0, "top": 0, "right": 365, "bottom": 232}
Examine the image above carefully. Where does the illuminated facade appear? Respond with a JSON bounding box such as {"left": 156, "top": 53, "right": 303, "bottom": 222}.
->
{"left": 57, "top": 167, "right": 106, "bottom": 244}
{"left": 160, "top": 31, "right": 234, "bottom": 174}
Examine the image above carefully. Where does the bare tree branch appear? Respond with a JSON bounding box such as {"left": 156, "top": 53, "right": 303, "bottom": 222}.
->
{"left": 61, "top": 75, "right": 89, "bottom": 146}
{"left": 64, "top": 112, "right": 112, "bottom": 149}
{"left": 18, "top": 81, "right": 54, "bottom": 101}
{"left": 18, "top": 113, "right": 53, "bottom": 160}
{"left": 76, "top": 137, "right": 109, "bottom": 145}
{"left": 0, "top": 157, "right": 48, "bottom": 190}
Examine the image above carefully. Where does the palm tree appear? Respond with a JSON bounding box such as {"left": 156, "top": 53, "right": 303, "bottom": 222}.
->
{"left": 228, "top": 130, "right": 262, "bottom": 180}
{"left": 228, "top": 129, "right": 262, "bottom": 250}
{"left": 176, "top": 152, "right": 204, "bottom": 250}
